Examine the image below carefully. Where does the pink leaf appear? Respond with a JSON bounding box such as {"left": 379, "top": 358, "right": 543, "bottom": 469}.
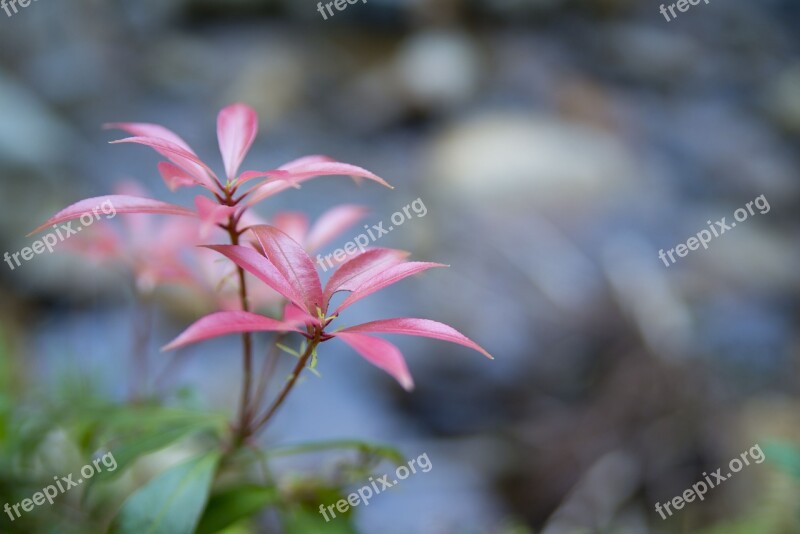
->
{"left": 277, "top": 154, "right": 335, "bottom": 171}
{"left": 111, "top": 136, "right": 219, "bottom": 190}
{"left": 158, "top": 162, "right": 200, "bottom": 192}
{"left": 279, "top": 160, "right": 392, "bottom": 189}
{"left": 162, "top": 311, "right": 302, "bottom": 351}
{"left": 217, "top": 103, "right": 258, "bottom": 180}
{"left": 251, "top": 225, "right": 324, "bottom": 314}
{"left": 341, "top": 318, "right": 493, "bottom": 359}
{"left": 305, "top": 205, "right": 368, "bottom": 252}
{"left": 244, "top": 179, "right": 302, "bottom": 206}
{"left": 323, "top": 248, "right": 410, "bottom": 305}
{"left": 283, "top": 302, "right": 319, "bottom": 327}
{"left": 335, "top": 332, "right": 414, "bottom": 391}
{"left": 29, "top": 195, "right": 196, "bottom": 236}
{"left": 271, "top": 212, "right": 309, "bottom": 246}
{"left": 105, "top": 122, "right": 197, "bottom": 153}
{"left": 235, "top": 169, "right": 289, "bottom": 185}
{"left": 204, "top": 244, "right": 307, "bottom": 311}
{"left": 333, "top": 262, "right": 447, "bottom": 315}
{"left": 194, "top": 196, "right": 237, "bottom": 238}
{"left": 245, "top": 159, "right": 392, "bottom": 206}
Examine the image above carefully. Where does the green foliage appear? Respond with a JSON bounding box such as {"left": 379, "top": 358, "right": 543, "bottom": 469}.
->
{"left": 282, "top": 504, "right": 359, "bottom": 534}
{"left": 764, "top": 441, "right": 800, "bottom": 480}
{"left": 196, "top": 485, "right": 279, "bottom": 534}
{"left": 267, "top": 439, "right": 404, "bottom": 466}
{"left": 111, "top": 451, "right": 221, "bottom": 534}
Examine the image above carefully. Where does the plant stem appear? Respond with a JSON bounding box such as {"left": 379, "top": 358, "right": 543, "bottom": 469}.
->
{"left": 252, "top": 333, "right": 285, "bottom": 411}
{"left": 250, "top": 332, "right": 319, "bottom": 435}
{"left": 227, "top": 222, "right": 254, "bottom": 445}
{"left": 130, "top": 295, "right": 153, "bottom": 402}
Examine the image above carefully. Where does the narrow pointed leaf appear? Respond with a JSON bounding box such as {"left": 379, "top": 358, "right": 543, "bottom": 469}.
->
{"left": 305, "top": 204, "right": 368, "bottom": 252}
{"left": 278, "top": 154, "right": 335, "bottom": 171}
{"left": 341, "top": 317, "right": 493, "bottom": 359}
{"left": 106, "top": 122, "right": 197, "bottom": 153}
{"left": 251, "top": 225, "right": 324, "bottom": 314}
{"left": 158, "top": 162, "right": 200, "bottom": 192}
{"left": 29, "top": 195, "right": 196, "bottom": 236}
{"left": 235, "top": 168, "right": 288, "bottom": 185}
{"left": 204, "top": 244, "right": 307, "bottom": 311}
{"left": 111, "top": 452, "right": 220, "bottom": 534}
{"left": 335, "top": 332, "right": 414, "bottom": 390}
{"left": 162, "top": 311, "right": 302, "bottom": 351}
{"left": 111, "top": 136, "right": 219, "bottom": 190}
{"left": 324, "top": 248, "right": 409, "bottom": 304}
{"left": 243, "top": 179, "right": 300, "bottom": 205}
{"left": 280, "top": 161, "right": 392, "bottom": 188}
{"left": 245, "top": 159, "right": 392, "bottom": 206}
{"left": 272, "top": 212, "right": 310, "bottom": 246}
{"left": 194, "top": 196, "right": 236, "bottom": 237}
{"left": 283, "top": 302, "right": 319, "bottom": 327}
{"left": 333, "top": 262, "right": 446, "bottom": 314}
{"left": 217, "top": 103, "right": 258, "bottom": 180}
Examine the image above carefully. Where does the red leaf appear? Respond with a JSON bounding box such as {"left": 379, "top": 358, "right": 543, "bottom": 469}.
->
{"left": 29, "top": 195, "right": 196, "bottom": 236}
{"left": 341, "top": 317, "right": 493, "bottom": 359}
{"left": 105, "top": 122, "right": 197, "bottom": 153}
{"left": 333, "top": 262, "right": 446, "bottom": 315}
{"left": 158, "top": 162, "right": 199, "bottom": 192}
{"left": 162, "top": 311, "right": 302, "bottom": 351}
{"left": 335, "top": 332, "right": 414, "bottom": 390}
{"left": 271, "top": 212, "right": 310, "bottom": 246}
{"left": 278, "top": 155, "right": 335, "bottom": 170}
{"left": 323, "top": 248, "right": 409, "bottom": 306}
{"left": 204, "top": 244, "right": 307, "bottom": 312}
{"left": 246, "top": 158, "right": 392, "bottom": 206}
{"left": 194, "top": 196, "right": 237, "bottom": 238}
{"left": 305, "top": 204, "right": 368, "bottom": 252}
{"left": 217, "top": 103, "right": 258, "bottom": 180}
{"left": 111, "top": 136, "right": 219, "bottom": 190}
{"left": 251, "top": 225, "right": 324, "bottom": 315}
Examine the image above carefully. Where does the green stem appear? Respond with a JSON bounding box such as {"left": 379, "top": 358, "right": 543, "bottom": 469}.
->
{"left": 250, "top": 332, "right": 319, "bottom": 435}
{"left": 252, "top": 333, "right": 285, "bottom": 412}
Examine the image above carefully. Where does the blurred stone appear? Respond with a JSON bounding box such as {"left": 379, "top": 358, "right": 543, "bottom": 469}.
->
{"left": 763, "top": 63, "right": 800, "bottom": 133}
{"left": 600, "top": 24, "right": 700, "bottom": 87}
{"left": 426, "top": 113, "right": 638, "bottom": 213}
{"left": 541, "top": 451, "right": 640, "bottom": 533}
{"left": 394, "top": 30, "right": 481, "bottom": 111}
{"left": 697, "top": 222, "right": 799, "bottom": 292}
{"left": 224, "top": 46, "right": 307, "bottom": 126}
{"left": 0, "top": 72, "right": 75, "bottom": 167}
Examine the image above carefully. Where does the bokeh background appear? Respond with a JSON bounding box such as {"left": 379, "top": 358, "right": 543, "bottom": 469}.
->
{"left": 1, "top": 0, "right": 800, "bottom": 532}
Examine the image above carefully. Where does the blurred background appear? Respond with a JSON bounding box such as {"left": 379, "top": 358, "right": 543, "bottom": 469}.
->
{"left": 1, "top": 0, "right": 800, "bottom": 532}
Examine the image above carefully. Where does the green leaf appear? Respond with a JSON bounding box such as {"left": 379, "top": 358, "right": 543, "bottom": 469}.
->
{"left": 277, "top": 343, "right": 301, "bottom": 358}
{"left": 267, "top": 440, "right": 404, "bottom": 465}
{"left": 764, "top": 441, "right": 800, "bottom": 479}
{"left": 196, "top": 485, "right": 279, "bottom": 534}
{"left": 282, "top": 505, "right": 359, "bottom": 534}
{"left": 92, "top": 417, "right": 222, "bottom": 484}
{"left": 111, "top": 451, "right": 221, "bottom": 534}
